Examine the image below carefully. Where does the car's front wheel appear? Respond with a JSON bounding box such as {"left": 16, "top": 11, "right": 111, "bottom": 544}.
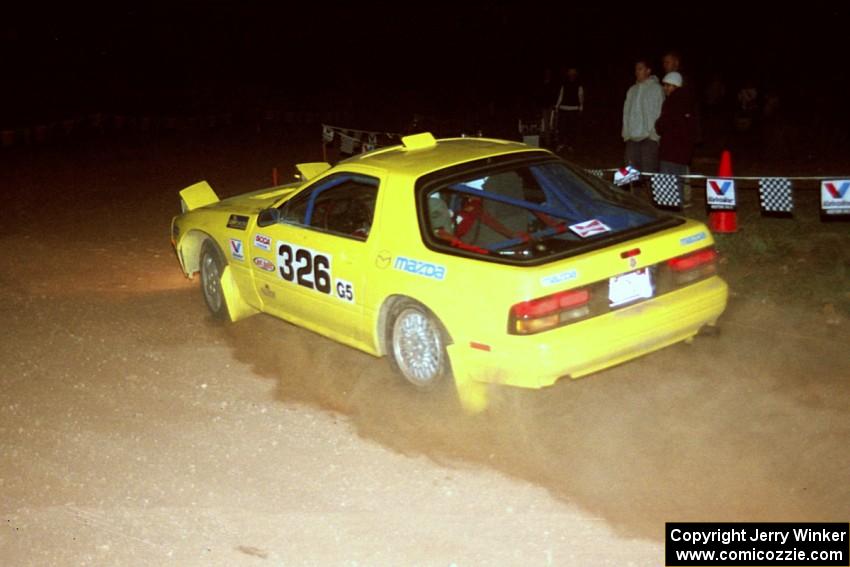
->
{"left": 388, "top": 300, "right": 450, "bottom": 389}
{"left": 199, "top": 240, "right": 228, "bottom": 320}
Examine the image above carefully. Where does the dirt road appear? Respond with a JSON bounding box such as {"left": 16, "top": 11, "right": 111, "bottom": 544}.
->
{"left": 2, "top": 133, "right": 848, "bottom": 565}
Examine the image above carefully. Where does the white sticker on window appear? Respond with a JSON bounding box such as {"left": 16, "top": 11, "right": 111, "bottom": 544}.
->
{"left": 569, "top": 219, "right": 611, "bottom": 238}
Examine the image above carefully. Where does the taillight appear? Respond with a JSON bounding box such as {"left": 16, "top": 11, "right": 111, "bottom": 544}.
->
{"left": 510, "top": 288, "right": 591, "bottom": 335}
{"left": 666, "top": 247, "right": 718, "bottom": 285}
{"left": 668, "top": 248, "right": 716, "bottom": 271}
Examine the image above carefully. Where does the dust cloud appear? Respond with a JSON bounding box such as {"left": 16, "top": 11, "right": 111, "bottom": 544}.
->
{"left": 222, "top": 300, "right": 850, "bottom": 540}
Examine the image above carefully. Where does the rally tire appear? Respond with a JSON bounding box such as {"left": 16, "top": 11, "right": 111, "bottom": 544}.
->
{"left": 387, "top": 300, "right": 451, "bottom": 390}
{"left": 199, "top": 240, "right": 228, "bottom": 321}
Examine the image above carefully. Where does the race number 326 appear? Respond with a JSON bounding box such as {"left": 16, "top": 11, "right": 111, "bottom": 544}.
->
{"left": 277, "top": 243, "right": 332, "bottom": 294}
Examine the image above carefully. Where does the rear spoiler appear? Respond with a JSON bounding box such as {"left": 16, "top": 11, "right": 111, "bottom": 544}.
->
{"left": 179, "top": 163, "right": 330, "bottom": 212}
{"left": 296, "top": 162, "right": 331, "bottom": 181}
{"left": 179, "top": 181, "right": 219, "bottom": 212}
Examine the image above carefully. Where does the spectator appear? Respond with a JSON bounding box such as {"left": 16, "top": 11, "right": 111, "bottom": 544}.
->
{"left": 663, "top": 49, "right": 701, "bottom": 143}
{"left": 537, "top": 68, "right": 560, "bottom": 148}
{"left": 656, "top": 72, "right": 697, "bottom": 206}
{"left": 662, "top": 50, "right": 701, "bottom": 198}
{"left": 662, "top": 51, "right": 686, "bottom": 81}
{"left": 555, "top": 66, "right": 584, "bottom": 153}
{"left": 622, "top": 58, "right": 663, "bottom": 173}
{"left": 704, "top": 72, "right": 727, "bottom": 109}
{"left": 735, "top": 80, "right": 760, "bottom": 132}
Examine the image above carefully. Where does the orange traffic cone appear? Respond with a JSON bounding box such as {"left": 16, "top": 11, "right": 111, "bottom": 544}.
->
{"left": 708, "top": 150, "right": 738, "bottom": 233}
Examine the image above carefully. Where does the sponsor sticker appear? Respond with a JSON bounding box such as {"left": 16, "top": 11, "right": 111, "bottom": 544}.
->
{"left": 540, "top": 269, "right": 578, "bottom": 287}
{"left": 821, "top": 180, "right": 850, "bottom": 214}
{"left": 229, "top": 238, "right": 244, "bottom": 261}
{"left": 226, "top": 214, "right": 249, "bottom": 230}
{"left": 680, "top": 231, "right": 707, "bottom": 246}
{"left": 253, "top": 257, "right": 275, "bottom": 271}
{"left": 393, "top": 256, "right": 446, "bottom": 280}
{"left": 569, "top": 219, "right": 611, "bottom": 238}
{"left": 254, "top": 234, "right": 272, "bottom": 251}
{"left": 706, "top": 179, "right": 736, "bottom": 210}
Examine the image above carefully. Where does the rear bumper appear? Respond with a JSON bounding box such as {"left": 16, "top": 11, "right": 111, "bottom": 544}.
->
{"left": 447, "top": 276, "right": 728, "bottom": 389}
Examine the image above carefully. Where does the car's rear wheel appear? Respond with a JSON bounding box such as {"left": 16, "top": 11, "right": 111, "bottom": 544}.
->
{"left": 388, "top": 300, "right": 450, "bottom": 389}
{"left": 199, "top": 240, "right": 228, "bottom": 320}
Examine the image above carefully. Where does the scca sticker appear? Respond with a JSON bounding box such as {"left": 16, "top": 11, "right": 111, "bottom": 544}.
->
{"left": 229, "top": 238, "right": 244, "bottom": 261}
{"left": 254, "top": 234, "right": 272, "bottom": 251}
{"left": 393, "top": 256, "right": 446, "bottom": 280}
{"left": 253, "top": 257, "right": 275, "bottom": 272}
{"left": 277, "top": 241, "right": 333, "bottom": 294}
{"left": 680, "top": 231, "right": 707, "bottom": 246}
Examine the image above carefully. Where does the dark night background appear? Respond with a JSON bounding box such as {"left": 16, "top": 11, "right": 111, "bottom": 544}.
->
{"left": 3, "top": 3, "right": 849, "bottom": 162}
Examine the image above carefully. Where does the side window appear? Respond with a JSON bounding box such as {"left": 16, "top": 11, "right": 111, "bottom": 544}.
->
{"left": 424, "top": 171, "right": 539, "bottom": 251}
{"left": 281, "top": 174, "right": 379, "bottom": 241}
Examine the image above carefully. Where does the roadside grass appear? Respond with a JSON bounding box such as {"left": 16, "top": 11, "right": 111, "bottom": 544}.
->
{"left": 713, "top": 206, "right": 850, "bottom": 318}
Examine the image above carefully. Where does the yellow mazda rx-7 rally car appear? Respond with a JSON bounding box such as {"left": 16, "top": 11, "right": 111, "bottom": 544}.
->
{"left": 171, "top": 133, "right": 727, "bottom": 409}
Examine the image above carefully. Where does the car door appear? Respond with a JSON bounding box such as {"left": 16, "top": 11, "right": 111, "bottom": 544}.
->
{"left": 249, "top": 171, "right": 380, "bottom": 348}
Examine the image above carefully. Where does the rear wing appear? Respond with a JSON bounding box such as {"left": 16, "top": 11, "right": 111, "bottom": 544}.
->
{"left": 179, "top": 181, "right": 219, "bottom": 212}
{"left": 296, "top": 162, "right": 331, "bottom": 181}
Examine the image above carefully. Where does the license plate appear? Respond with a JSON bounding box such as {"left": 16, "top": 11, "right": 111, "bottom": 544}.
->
{"left": 609, "top": 268, "right": 654, "bottom": 307}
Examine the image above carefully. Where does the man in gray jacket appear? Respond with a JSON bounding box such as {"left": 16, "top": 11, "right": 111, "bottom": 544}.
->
{"left": 622, "top": 58, "right": 664, "bottom": 173}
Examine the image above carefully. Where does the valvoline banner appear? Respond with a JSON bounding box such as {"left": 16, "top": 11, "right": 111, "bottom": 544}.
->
{"left": 821, "top": 180, "right": 850, "bottom": 215}
{"left": 706, "top": 178, "right": 736, "bottom": 210}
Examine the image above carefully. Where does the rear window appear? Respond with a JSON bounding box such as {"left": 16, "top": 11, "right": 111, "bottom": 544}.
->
{"left": 418, "top": 157, "right": 678, "bottom": 264}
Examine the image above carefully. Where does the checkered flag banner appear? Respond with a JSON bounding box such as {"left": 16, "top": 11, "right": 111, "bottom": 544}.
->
{"left": 759, "top": 177, "right": 794, "bottom": 213}
{"left": 651, "top": 174, "right": 682, "bottom": 208}
{"left": 586, "top": 168, "right": 605, "bottom": 178}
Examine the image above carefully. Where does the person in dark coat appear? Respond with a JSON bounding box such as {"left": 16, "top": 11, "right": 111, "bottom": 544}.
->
{"left": 555, "top": 66, "right": 584, "bottom": 153}
{"left": 537, "top": 68, "right": 561, "bottom": 148}
{"left": 655, "top": 71, "right": 697, "bottom": 205}
{"left": 663, "top": 50, "right": 702, "bottom": 140}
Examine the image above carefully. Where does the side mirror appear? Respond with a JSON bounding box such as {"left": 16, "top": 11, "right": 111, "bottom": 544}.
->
{"left": 256, "top": 208, "right": 281, "bottom": 227}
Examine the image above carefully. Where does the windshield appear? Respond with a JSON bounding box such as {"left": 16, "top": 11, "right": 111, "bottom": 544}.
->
{"left": 420, "top": 159, "right": 672, "bottom": 263}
